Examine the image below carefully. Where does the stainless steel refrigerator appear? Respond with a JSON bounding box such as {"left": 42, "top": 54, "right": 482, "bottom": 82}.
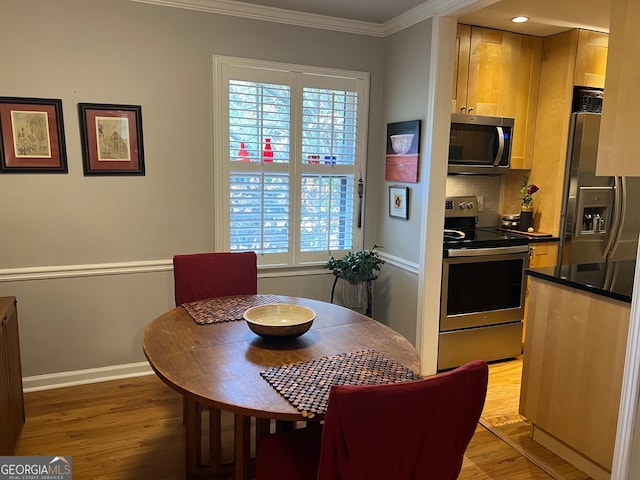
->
{"left": 558, "top": 112, "right": 640, "bottom": 264}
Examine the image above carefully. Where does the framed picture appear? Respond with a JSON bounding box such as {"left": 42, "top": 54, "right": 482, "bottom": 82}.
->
{"left": 385, "top": 120, "right": 421, "bottom": 183}
{"left": 0, "top": 97, "right": 68, "bottom": 173}
{"left": 389, "top": 186, "right": 409, "bottom": 219}
{"left": 78, "top": 103, "right": 145, "bottom": 176}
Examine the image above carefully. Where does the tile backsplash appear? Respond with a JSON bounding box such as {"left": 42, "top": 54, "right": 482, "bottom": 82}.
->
{"left": 446, "top": 175, "right": 502, "bottom": 227}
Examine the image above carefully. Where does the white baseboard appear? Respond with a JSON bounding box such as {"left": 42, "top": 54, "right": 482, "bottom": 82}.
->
{"left": 22, "top": 361, "right": 154, "bottom": 392}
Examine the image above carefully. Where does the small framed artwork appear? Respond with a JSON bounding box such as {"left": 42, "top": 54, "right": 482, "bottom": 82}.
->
{"left": 389, "top": 186, "right": 409, "bottom": 219}
{"left": 78, "top": 103, "right": 145, "bottom": 176}
{"left": 0, "top": 97, "right": 68, "bottom": 173}
{"left": 385, "top": 120, "right": 421, "bottom": 183}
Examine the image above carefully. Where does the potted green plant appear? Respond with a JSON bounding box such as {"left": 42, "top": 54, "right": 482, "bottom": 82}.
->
{"left": 325, "top": 245, "right": 385, "bottom": 316}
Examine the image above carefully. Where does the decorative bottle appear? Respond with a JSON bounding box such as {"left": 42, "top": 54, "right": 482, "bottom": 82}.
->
{"left": 237, "top": 142, "right": 250, "bottom": 162}
{"left": 263, "top": 138, "right": 273, "bottom": 162}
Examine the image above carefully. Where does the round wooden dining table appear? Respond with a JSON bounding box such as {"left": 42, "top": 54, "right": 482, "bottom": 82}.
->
{"left": 142, "top": 295, "right": 421, "bottom": 480}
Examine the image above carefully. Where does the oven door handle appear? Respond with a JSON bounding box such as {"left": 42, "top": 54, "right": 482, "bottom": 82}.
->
{"left": 446, "top": 245, "right": 530, "bottom": 257}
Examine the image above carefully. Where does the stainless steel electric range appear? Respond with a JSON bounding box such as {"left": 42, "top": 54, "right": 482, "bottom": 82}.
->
{"left": 438, "top": 196, "right": 530, "bottom": 371}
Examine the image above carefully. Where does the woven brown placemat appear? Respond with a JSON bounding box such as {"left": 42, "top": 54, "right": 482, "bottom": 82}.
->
{"left": 260, "top": 349, "right": 419, "bottom": 418}
{"left": 182, "top": 294, "right": 284, "bottom": 325}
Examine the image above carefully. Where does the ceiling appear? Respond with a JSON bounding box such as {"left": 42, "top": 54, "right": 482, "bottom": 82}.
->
{"left": 456, "top": 0, "right": 610, "bottom": 36}
{"left": 231, "top": 0, "right": 610, "bottom": 35}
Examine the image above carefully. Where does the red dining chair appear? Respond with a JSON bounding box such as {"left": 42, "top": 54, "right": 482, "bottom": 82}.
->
{"left": 173, "top": 251, "right": 257, "bottom": 305}
{"left": 172, "top": 250, "right": 257, "bottom": 477}
{"left": 255, "top": 360, "right": 489, "bottom": 480}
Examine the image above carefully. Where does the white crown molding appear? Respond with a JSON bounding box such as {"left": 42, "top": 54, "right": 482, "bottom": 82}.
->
{"left": 130, "top": 0, "right": 384, "bottom": 36}
{"left": 130, "top": 0, "right": 474, "bottom": 37}
{"left": 384, "top": 0, "right": 498, "bottom": 35}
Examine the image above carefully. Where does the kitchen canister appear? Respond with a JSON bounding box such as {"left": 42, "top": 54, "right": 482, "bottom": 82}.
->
{"left": 519, "top": 206, "right": 534, "bottom": 232}
{"left": 502, "top": 213, "right": 520, "bottom": 229}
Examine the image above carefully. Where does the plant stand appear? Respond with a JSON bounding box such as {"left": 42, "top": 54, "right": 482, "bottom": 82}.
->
{"left": 330, "top": 276, "right": 375, "bottom": 317}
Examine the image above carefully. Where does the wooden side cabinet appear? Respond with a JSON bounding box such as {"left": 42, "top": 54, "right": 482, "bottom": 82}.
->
{"left": 0, "top": 297, "right": 24, "bottom": 455}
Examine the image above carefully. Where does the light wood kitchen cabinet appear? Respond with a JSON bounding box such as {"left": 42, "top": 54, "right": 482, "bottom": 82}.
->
{"left": 522, "top": 241, "right": 559, "bottom": 343}
{"left": 0, "top": 297, "right": 24, "bottom": 455}
{"left": 597, "top": 0, "right": 640, "bottom": 176}
{"left": 528, "top": 242, "right": 558, "bottom": 268}
{"left": 452, "top": 24, "right": 542, "bottom": 170}
{"left": 451, "top": 24, "right": 471, "bottom": 116}
{"left": 520, "top": 277, "right": 629, "bottom": 479}
{"left": 522, "top": 29, "right": 608, "bottom": 237}
{"left": 574, "top": 30, "right": 608, "bottom": 88}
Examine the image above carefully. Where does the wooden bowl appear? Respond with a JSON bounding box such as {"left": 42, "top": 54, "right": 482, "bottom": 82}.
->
{"left": 243, "top": 304, "right": 315, "bottom": 338}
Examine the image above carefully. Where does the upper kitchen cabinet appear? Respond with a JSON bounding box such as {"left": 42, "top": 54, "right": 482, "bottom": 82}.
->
{"left": 452, "top": 24, "right": 472, "bottom": 115}
{"left": 452, "top": 25, "right": 542, "bottom": 170}
{"left": 597, "top": 0, "right": 640, "bottom": 176}
{"left": 525, "top": 29, "right": 609, "bottom": 237}
{"left": 574, "top": 30, "right": 609, "bottom": 88}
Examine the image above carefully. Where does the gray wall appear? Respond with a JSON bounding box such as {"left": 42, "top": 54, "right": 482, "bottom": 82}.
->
{"left": 379, "top": 21, "right": 432, "bottom": 265}
{"left": 0, "top": 0, "right": 385, "bottom": 268}
{"left": 372, "top": 19, "right": 434, "bottom": 344}
{"left": 0, "top": 0, "right": 390, "bottom": 377}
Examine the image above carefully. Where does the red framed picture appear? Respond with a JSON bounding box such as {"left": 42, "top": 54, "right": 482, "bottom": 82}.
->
{"left": 78, "top": 103, "right": 145, "bottom": 176}
{"left": 0, "top": 97, "right": 68, "bottom": 173}
{"left": 385, "top": 120, "right": 421, "bottom": 183}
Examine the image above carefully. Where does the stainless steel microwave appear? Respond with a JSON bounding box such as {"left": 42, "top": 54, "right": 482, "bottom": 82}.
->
{"left": 448, "top": 114, "right": 514, "bottom": 175}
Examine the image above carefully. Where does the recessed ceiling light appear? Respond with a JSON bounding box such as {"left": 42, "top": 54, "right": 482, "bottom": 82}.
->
{"left": 511, "top": 16, "right": 529, "bottom": 23}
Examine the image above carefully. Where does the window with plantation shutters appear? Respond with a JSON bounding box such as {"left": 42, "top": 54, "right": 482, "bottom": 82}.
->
{"left": 214, "top": 57, "right": 369, "bottom": 267}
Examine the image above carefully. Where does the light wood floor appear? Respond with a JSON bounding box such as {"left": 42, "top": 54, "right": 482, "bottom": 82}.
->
{"left": 15, "top": 359, "right": 556, "bottom": 480}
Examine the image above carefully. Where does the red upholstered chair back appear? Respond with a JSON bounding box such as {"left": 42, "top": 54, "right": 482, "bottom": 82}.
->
{"left": 316, "top": 360, "right": 488, "bottom": 480}
{"left": 172, "top": 251, "right": 258, "bottom": 305}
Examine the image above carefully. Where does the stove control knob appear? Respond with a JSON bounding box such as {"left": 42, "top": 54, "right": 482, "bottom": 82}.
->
{"left": 458, "top": 201, "right": 466, "bottom": 209}
{"left": 466, "top": 202, "right": 474, "bottom": 209}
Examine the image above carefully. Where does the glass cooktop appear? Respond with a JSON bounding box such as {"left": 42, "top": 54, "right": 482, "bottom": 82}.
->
{"left": 443, "top": 227, "right": 530, "bottom": 250}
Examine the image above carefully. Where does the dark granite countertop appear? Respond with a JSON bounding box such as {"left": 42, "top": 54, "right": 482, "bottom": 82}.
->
{"left": 526, "top": 260, "right": 636, "bottom": 303}
{"left": 522, "top": 235, "right": 560, "bottom": 244}
{"left": 493, "top": 228, "right": 560, "bottom": 244}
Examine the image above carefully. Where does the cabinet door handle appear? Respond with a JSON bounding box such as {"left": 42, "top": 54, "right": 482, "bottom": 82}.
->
{"left": 467, "top": 107, "right": 474, "bottom": 113}
{"left": 460, "top": 105, "right": 467, "bottom": 113}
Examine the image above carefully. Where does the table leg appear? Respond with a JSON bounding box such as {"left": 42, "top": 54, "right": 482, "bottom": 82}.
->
{"left": 234, "top": 413, "right": 251, "bottom": 480}
{"left": 184, "top": 397, "right": 233, "bottom": 479}
{"left": 255, "top": 418, "right": 271, "bottom": 454}
{"left": 208, "top": 406, "right": 223, "bottom": 470}
{"left": 184, "top": 397, "right": 200, "bottom": 475}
